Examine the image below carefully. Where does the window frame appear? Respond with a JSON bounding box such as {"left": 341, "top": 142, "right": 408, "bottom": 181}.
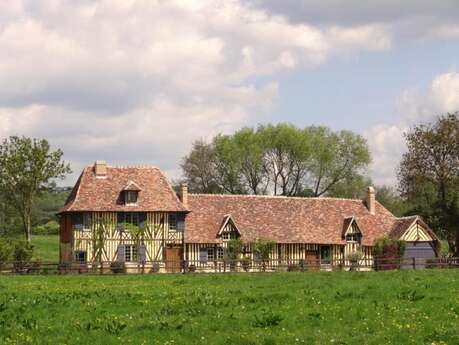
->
{"left": 125, "top": 191, "right": 138, "bottom": 205}
{"left": 217, "top": 247, "right": 224, "bottom": 260}
{"left": 82, "top": 212, "right": 92, "bottom": 232}
{"left": 168, "top": 214, "right": 177, "bottom": 231}
{"left": 124, "top": 244, "right": 138, "bottom": 262}
{"left": 345, "top": 233, "right": 360, "bottom": 243}
{"left": 207, "top": 247, "right": 215, "bottom": 261}
{"left": 222, "top": 231, "right": 237, "bottom": 241}
{"left": 74, "top": 250, "right": 87, "bottom": 263}
{"left": 124, "top": 212, "right": 139, "bottom": 227}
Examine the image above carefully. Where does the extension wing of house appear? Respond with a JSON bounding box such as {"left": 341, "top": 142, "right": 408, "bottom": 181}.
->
{"left": 59, "top": 162, "right": 439, "bottom": 272}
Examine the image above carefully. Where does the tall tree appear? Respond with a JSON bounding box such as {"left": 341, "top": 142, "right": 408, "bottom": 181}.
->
{"left": 260, "top": 123, "right": 311, "bottom": 196}
{"left": 0, "top": 136, "right": 71, "bottom": 241}
{"left": 180, "top": 140, "right": 220, "bottom": 193}
{"left": 307, "top": 128, "right": 371, "bottom": 197}
{"left": 180, "top": 123, "right": 371, "bottom": 198}
{"left": 398, "top": 113, "right": 459, "bottom": 255}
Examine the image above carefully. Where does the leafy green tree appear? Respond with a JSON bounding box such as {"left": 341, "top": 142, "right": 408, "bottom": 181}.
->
{"left": 307, "top": 128, "right": 371, "bottom": 197}
{"left": 398, "top": 113, "right": 459, "bottom": 255}
{"left": 0, "top": 136, "right": 71, "bottom": 242}
{"left": 259, "top": 123, "right": 311, "bottom": 196}
{"left": 233, "top": 128, "right": 268, "bottom": 194}
{"left": 374, "top": 185, "right": 410, "bottom": 217}
{"left": 181, "top": 123, "right": 371, "bottom": 198}
{"left": 253, "top": 238, "right": 276, "bottom": 271}
{"left": 213, "top": 135, "right": 246, "bottom": 194}
{"left": 180, "top": 139, "right": 221, "bottom": 193}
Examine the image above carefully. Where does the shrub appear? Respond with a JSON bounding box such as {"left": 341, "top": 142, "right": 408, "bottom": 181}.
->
{"left": 110, "top": 261, "right": 126, "bottom": 274}
{"left": 0, "top": 238, "right": 13, "bottom": 267}
{"left": 33, "top": 220, "right": 59, "bottom": 235}
{"left": 12, "top": 241, "right": 33, "bottom": 272}
{"left": 439, "top": 240, "right": 451, "bottom": 258}
{"left": 347, "top": 250, "right": 363, "bottom": 271}
{"left": 374, "top": 237, "right": 405, "bottom": 270}
{"left": 240, "top": 256, "right": 251, "bottom": 272}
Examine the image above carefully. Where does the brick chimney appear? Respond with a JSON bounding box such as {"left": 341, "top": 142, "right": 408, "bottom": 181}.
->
{"left": 94, "top": 160, "right": 107, "bottom": 178}
{"left": 178, "top": 183, "right": 188, "bottom": 207}
{"left": 365, "top": 186, "right": 376, "bottom": 215}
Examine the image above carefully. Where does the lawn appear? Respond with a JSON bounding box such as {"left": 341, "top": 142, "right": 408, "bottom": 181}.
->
{"left": 31, "top": 235, "right": 59, "bottom": 262}
{"left": 0, "top": 270, "right": 457, "bottom": 345}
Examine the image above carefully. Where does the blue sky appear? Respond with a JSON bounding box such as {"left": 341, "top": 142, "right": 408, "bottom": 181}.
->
{"left": 0, "top": 1, "right": 458, "bottom": 187}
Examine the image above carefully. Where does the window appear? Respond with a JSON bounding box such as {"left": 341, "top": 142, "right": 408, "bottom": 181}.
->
{"left": 199, "top": 248, "right": 208, "bottom": 262}
{"left": 74, "top": 251, "right": 87, "bottom": 263}
{"left": 207, "top": 247, "right": 215, "bottom": 261}
{"left": 320, "top": 246, "right": 331, "bottom": 262}
{"left": 82, "top": 213, "right": 92, "bottom": 231}
{"left": 345, "top": 233, "right": 360, "bottom": 242}
{"left": 217, "top": 247, "right": 224, "bottom": 260}
{"left": 169, "top": 214, "right": 177, "bottom": 231}
{"left": 125, "top": 191, "right": 138, "bottom": 205}
{"left": 222, "top": 232, "right": 237, "bottom": 241}
{"left": 124, "top": 245, "right": 138, "bottom": 262}
{"left": 124, "top": 213, "right": 139, "bottom": 226}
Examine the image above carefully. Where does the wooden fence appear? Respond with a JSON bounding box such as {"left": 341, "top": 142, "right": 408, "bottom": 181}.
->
{"left": 0, "top": 257, "right": 458, "bottom": 275}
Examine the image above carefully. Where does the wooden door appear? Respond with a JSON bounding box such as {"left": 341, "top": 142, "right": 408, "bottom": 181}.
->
{"left": 165, "top": 247, "right": 183, "bottom": 273}
{"left": 305, "top": 251, "right": 318, "bottom": 271}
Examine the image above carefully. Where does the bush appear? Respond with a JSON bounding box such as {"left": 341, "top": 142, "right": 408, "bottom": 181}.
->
{"left": 33, "top": 220, "right": 59, "bottom": 235}
{"left": 347, "top": 250, "right": 364, "bottom": 271}
{"left": 374, "top": 237, "right": 405, "bottom": 270}
{"left": 110, "top": 261, "right": 126, "bottom": 274}
{"left": 12, "top": 241, "right": 34, "bottom": 272}
{"left": 240, "top": 256, "right": 251, "bottom": 272}
{"left": 0, "top": 238, "right": 13, "bottom": 267}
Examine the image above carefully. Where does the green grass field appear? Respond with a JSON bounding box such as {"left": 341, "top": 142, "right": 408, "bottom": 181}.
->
{"left": 0, "top": 270, "right": 457, "bottom": 345}
{"left": 31, "top": 235, "right": 59, "bottom": 262}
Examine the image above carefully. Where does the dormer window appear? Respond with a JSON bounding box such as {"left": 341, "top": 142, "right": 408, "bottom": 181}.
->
{"left": 222, "top": 232, "right": 237, "bottom": 241}
{"left": 342, "top": 217, "right": 362, "bottom": 243}
{"left": 217, "top": 214, "right": 241, "bottom": 241}
{"left": 345, "top": 233, "right": 361, "bottom": 242}
{"left": 125, "top": 191, "right": 138, "bottom": 205}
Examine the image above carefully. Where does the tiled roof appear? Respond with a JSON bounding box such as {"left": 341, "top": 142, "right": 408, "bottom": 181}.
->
{"left": 390, "top": 216, "right": 439, "bottom": 241}
{"left": 185, "top": 194, "right": 401, "bottom": 245}
{"left": 59, "top": 166, "right": 187, "bottom": 213}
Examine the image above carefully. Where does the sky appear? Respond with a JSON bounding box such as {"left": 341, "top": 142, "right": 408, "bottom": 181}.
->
{"left": 1, "top": 0, "right": 459, "bottom": 187}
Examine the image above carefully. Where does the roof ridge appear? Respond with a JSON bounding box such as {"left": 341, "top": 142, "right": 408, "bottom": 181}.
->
{"left": 396, "top": 215, "right": 419, "bottom": 220}
{"left": 85, "top": 165, "right": 160, "bottom": 169}
{"left": 188, "top": 193, "right": 364, "bottom": 202}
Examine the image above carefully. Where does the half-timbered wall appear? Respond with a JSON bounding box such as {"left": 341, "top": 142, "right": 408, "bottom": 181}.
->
{"left": 71, "top": 212, "right": 183, "bottom": 263}
{"left": 186, "top": 242, "right": 374, "bottom": 269}
{"left": 399, "top": 222, "right": 433, "bottom": 242}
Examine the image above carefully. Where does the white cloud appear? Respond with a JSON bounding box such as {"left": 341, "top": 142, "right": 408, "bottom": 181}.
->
{"left": 365, "top": 72, "right": 459, "bottom": 187}
{"left": 0, "top": 0, "right": 394, "bottom": 184}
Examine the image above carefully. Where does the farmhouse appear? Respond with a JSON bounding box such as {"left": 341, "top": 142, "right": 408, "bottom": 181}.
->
{"left": 58, "top": 161, "right": 439, "bottom": 272}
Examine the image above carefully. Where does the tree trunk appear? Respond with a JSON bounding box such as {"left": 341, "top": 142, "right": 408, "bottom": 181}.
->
{"left": 23, "top": 211, "right": 32, "bottom": 242}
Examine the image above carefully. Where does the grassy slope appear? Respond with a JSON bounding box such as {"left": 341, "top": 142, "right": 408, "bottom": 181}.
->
{"left": 0, "top": 270, "right": 458, "bottom": 345}
{"left": 31, "top": 235, "right": 59, "bottom": 262}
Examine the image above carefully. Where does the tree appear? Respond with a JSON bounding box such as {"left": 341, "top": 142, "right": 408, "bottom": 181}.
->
{"left": 374, "top": 185, "right": 410, "bottom": 217}
{"left": 0, "top": 136, "right": 71, "bottom": 242}
{"left": 253, "top": 238, "right": 276, "bottom": 271}
{"left": 306, "top": 128, "right": 371, "bottom": 197}
{"left": 398, "top": 113, "right": 459, "bottom": 255}
{"left": 181, "top": 123, "right": 371, "bottom": 198}
{"left": 180, "top": 140, "right": 220, "bottom": 193}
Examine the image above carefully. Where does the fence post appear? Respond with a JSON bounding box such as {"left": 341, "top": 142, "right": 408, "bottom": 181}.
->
{"left": 412, "top": 257, "right": 416, "bottom": 270}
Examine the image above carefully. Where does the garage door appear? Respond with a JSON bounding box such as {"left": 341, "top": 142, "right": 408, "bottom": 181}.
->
{"left": 403, "top": 242, "right": 436, "bottom": 269}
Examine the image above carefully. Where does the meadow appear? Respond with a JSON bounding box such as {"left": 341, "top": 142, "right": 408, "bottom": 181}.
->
{"left": 0, "top": 270, "right": 457, "bottom": 345}
{"left": 31, "top": 235, "right": 59, "bottom": 262}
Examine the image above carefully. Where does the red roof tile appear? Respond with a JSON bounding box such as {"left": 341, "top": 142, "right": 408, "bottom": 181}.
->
{"left": 185, "top": 194, "right": 400, "bottom": 245}
{"left": 59, "top": 166, "right": 187, "bottom": 213}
